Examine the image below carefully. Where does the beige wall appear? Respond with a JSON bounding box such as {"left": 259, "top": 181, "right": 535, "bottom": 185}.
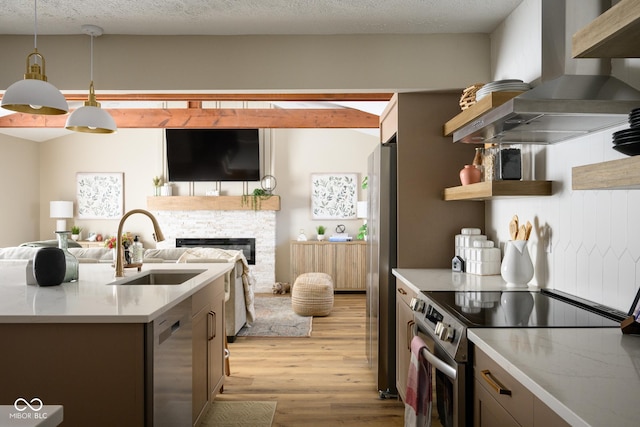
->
{"left": 0, "top": 32, "right": 493, "bottom": 279}
{"left": 0, "top": 34, "right": 490, "bottom": 92}
{"left": 272, "top": 128, "right": 378, "bottom": 282}
{"left": 37, "top": 129, "right": 164, "bottom": 246}
{"left": 0, "top": 135, "right": 39, "bottom": 246}
{"left": 2, "top": 126, "right": 376, "bottom": 283}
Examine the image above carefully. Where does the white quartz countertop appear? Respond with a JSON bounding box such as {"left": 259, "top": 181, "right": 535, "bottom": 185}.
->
{"left": 0, "top": 263, "right": 232, "bottom": 323}
{"left": 392, "top": 268, "right": 538, "bottom": 293}
{"left": 469, "top": 328, "right": 640, "bottom": 427}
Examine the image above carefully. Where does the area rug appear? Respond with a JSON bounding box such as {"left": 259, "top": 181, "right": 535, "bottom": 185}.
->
{"left": 237, "top": 295, "right": 312, "bottom": 337}
{"left": 201, "top": 401, "right": 277, "bottom": 427}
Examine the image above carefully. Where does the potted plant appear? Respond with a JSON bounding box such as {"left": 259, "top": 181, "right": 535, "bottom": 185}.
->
{"left": 71, "top": 225, "right": 82, "bottom": 241}
{"left": 357, "top": 223, "right": 367, "bottom": 241}
{"left": 242, "top": 188, "right": 272, "bottom": 211}
{"left": 152, "top": 176, "right": 163, "bottom": 196}
{"left": 316, "top": 225, "right": 326, "bottom": 241}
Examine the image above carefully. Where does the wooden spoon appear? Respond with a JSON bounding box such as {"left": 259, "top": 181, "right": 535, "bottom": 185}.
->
{"left": 509, "top": 215, "right": 519, "bottom": 240}
{"left": 524, "top": 221, "right": 532, "bottom": 240}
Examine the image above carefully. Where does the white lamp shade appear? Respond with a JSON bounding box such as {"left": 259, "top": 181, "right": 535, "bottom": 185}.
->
{"left": 65, "top": 105, "right": 117, "bottom": 133}
{"left": 50, "top": 201, "right": 74, "bottom": 218}
{"left": 1, "top": 78, "right": 69, "bottom": 115}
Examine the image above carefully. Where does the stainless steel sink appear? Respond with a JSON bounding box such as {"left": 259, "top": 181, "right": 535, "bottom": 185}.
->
{"left": 111, "top": 269, "right": 205, "bottom": 285}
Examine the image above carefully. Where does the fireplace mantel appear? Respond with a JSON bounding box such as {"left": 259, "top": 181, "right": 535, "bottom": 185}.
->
{"left": 147, "top": 195, "right": 280, "bottom": 211}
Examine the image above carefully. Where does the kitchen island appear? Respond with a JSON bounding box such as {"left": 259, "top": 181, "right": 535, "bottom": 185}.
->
{"left": 0, "top": 262, "right": 232, "bottom": 427}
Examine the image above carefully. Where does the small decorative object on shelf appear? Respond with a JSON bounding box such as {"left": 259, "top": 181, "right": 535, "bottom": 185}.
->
{"left": 70, "top": 225, "right": 82, "bottom": 241}
{"left": 472, "top": 147, "right": 484, "bottom": 179}
{"left": 459, "top": 83, "right": 485, "bottom": 110}
{"left": 152, "top": 176, "right": 162, "bottom": 196}
{"left": 297, "top": 229, "right": 307, "bottom": 241}
{"left": 459, "top": 164, "right": 482, "bottom": 185}
{"left": 160, "top": 182, "right": 172, "bottom": 196}
{"left": 357, "top": 223, "right": 367, "bottom": 241}
{"left": 261, "top": 174, "right": 277, "bottom": 194}
{"left": 482, "top": 145, "right": 497, "bottom": 181}
{"left": 316, "top": 225, "right": 326, "bottom": 241}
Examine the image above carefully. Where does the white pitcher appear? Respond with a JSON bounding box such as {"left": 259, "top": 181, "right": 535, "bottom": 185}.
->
{"left": 501, "top": 240, "right": 534, "bottom": 287}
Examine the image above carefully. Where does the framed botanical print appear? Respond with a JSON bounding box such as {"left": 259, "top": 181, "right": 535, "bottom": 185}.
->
{"left": 310, "top": 173, "right": 358, "bottom": 219}
{"left": 76, "top": 172, "right": 124, "bottom": 219}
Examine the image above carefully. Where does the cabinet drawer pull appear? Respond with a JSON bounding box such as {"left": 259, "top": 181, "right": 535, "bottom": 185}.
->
{"left": 398, "top": 288, "right": 407, "bottom": 295}
{"left": 481, "top": 370, "right": 512, "bottom": 396}
{"left": 208, "top": 311, "right": 216, "bottom": 341}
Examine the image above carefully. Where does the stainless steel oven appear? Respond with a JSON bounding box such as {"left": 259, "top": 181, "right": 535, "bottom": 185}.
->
{"left": 409, "top": 289, "right": 624, "bottom": 427}
{"left": 413, "top": 329, "right": 465, "bottom": 427}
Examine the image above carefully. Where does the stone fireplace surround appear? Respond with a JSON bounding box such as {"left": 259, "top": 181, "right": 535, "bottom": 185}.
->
{"left": 151, "top": 209, "right": 275, "bottom": 293}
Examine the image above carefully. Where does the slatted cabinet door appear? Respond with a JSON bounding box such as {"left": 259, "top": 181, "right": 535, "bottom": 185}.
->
{"left": 290, "top": 241, "right": 366, "bottom": 291}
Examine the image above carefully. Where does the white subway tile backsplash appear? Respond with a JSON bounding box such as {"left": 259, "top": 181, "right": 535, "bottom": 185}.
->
{"left": 489, "top": 123, "right": 640, "bottom": 313}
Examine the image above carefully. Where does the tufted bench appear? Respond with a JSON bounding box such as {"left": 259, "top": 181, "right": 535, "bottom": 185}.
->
{"left": 291, "top": 272, "right": 334, "bottom": 316}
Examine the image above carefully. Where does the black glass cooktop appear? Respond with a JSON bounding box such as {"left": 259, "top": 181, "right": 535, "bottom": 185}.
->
{"left": 421, "top": 289, "right": 624, "bottom": 328}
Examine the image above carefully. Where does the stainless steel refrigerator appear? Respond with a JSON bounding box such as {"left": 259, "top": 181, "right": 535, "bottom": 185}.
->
{"left": 366, "top": 140, "right": 397, "bottom": 398}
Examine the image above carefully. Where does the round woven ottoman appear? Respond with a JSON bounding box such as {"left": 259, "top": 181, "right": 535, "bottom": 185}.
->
{"left": 291, "top": 272, "right": 334, "bottom": 317}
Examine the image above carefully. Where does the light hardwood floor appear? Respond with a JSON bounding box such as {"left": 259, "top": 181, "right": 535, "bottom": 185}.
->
{"left": 217, "top": 293, "right": 405, "bottom": 426}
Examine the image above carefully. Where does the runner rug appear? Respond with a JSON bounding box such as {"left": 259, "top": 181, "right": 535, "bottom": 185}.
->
{"left": 201, "top": 401, "right": 277, "bottom": 427}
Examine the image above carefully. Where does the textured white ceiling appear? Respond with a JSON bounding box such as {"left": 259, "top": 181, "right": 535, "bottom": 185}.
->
{"left": 0, "top": 0, "right": 524, "bottom": 35}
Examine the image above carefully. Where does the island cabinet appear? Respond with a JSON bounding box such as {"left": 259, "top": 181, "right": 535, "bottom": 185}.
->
{"left": 0, "top": 275, "right": 226, "bottom": 427}
{"left": 474, "top": 347, "right": 569, "bottom": 427}
{"left": 395, "top": 278, "right": 417, "bottom": 402}
{"left": 290, "top": 241, "right": 366, "bottom": 291}
{"left": 192, "top": 277, "right": 226, "bottom": 426}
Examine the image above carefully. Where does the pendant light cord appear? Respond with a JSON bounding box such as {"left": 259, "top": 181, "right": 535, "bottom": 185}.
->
{"left": 90, "top": 33, "right": 94, "bottom": 82}
{"left": 33, "top": 0, "right": 38, "bottom": 50}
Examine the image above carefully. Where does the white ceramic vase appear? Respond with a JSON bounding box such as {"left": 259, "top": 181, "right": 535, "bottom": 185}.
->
{"left": 500, "top": 240, "right": 534, "bottom": 287}
{"left": 317, "top": 234, "right": 325, "bottom": 241}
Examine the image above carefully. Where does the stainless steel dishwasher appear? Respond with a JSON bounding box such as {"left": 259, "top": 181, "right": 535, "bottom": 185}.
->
{"left": 151, "top": 298, "right": 192, "bottom": 427}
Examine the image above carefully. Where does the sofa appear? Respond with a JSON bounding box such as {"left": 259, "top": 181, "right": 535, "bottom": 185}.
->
{"left": 0, "top": 246, "right": 253, "bottom": 341}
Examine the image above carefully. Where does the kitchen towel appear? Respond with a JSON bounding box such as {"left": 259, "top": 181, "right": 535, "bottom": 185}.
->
{"left": 404, "top": 335, "right": 432, "bottom": 427}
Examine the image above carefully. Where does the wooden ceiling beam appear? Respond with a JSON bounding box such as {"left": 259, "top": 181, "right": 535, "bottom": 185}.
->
{"left": 0, "top": 107, "right": 380, "bottom": 129}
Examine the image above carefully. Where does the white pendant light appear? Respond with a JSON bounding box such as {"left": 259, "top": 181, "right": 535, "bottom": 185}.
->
{"left": 65, "top": 25, "right": 116, "bottom": 134}
{"left": 1, "top": 0, "right": 68, "bottom": 115}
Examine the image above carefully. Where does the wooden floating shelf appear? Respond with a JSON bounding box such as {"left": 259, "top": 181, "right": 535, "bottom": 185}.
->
{"left": 572, "top": 0, "right": 640, "bottom": 58}
{"left": 147, "top": 195, "right": 281, "bottom": 211}
{"left": 572, "top": 156, "right": 640, "bottom": 190}
{"left": 443, "top": 181, "right": 553, "bottom": 201}
{"left": 443, "top": 91, "right": 524, "bottom": 137}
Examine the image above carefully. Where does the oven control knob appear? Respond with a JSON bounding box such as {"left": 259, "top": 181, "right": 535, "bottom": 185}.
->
{"left": 409, "top": 297, "right": 425, "bottom": 312}
{"left": 435, "top": 321, "right": 454, "bottom": 342}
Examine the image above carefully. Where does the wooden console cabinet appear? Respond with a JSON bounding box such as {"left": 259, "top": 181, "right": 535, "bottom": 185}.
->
{"left": 290, "top": 241, "right": 366, "bottom": 291}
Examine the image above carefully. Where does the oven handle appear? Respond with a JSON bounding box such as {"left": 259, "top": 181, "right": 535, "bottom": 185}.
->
{"left": 420, "top": 347, "right": 457, "bottom": 381}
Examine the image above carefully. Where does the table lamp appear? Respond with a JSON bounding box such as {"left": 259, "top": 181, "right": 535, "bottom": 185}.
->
{"left": 50, "top": 201, "right": 74, "bottom": 232}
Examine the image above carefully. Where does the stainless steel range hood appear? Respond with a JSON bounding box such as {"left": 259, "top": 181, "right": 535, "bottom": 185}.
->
{"left": 454, "top": 0, "right": 640, "bottom": 145}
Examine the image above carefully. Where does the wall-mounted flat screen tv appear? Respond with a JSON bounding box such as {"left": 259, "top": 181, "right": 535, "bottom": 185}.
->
{"left": 166, "top": 129, "right": 261, "bottom": 182}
